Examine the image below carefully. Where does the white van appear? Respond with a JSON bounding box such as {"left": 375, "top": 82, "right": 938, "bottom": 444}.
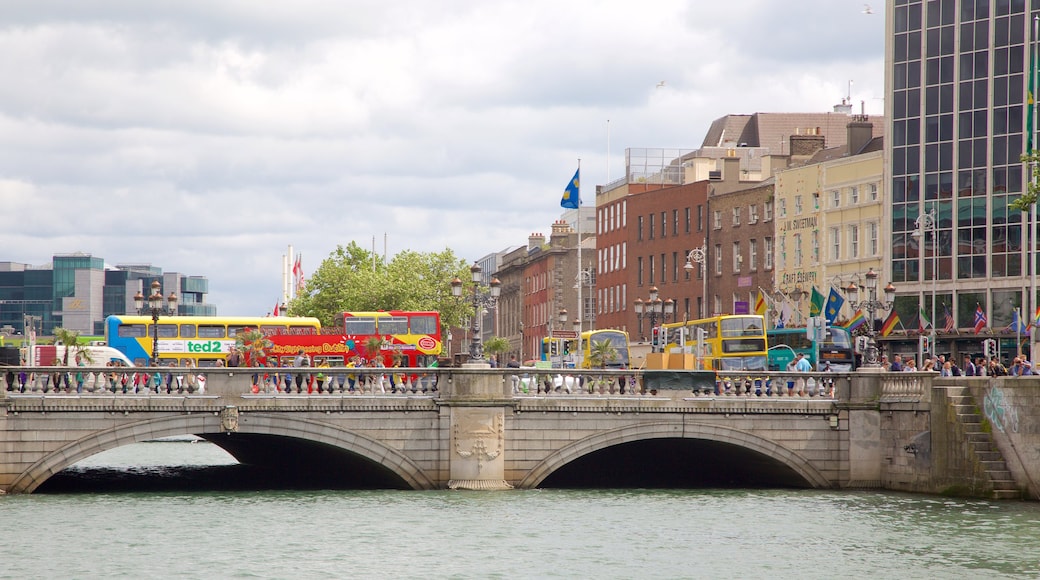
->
{"left": 32, "top": 344, "right": 135, "bottom": 367}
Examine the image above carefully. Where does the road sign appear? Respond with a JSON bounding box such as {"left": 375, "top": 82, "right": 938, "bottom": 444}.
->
{"left": 551, "top": 330, "right": 578, "bottom": 339}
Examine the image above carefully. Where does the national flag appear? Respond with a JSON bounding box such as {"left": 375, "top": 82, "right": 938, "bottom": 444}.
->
{"left": 880, "top": 309, "right": 901, "bottom": 337}
{"left": 918, "top": 307, "right": 932, "bottom": 332}
{"left": 754, "top": 290, "right": 767, "bottom": 316}
{"left": 273, "top": 302, "right": 281, "bottom": 317}
{"left": 1006, "top": 309, "right": 1028, "bottom": 333}
{"left": 973, "top": 305, "right": 987, "bottom": 334}
{"left": 293, "top": 255, "right": 305, "bottom": 293}
{"left": 845, "top": 309, "right": 866, "bottom": 333}
{"left": 943, "top": 305, "right": 956, "bottom": 333}
{"left": 824, "top": 287, "right": 845, "bottom": 324}
{"left": 777, "top": 301, "right": 793, "bottom": 329}
{"left": 561, "top": 168, "right": 580, "bottom": 209}
{"left": 809, "top": 287, "right": 825, "bottom": 317}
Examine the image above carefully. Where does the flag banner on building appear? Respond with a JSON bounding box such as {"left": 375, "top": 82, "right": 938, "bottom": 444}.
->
{"left": 918, "top": 307, "right": 932, "bottom": 332}
{"left": 293, "top": 255, "right": 305, "bottom": 293}
{"left": 845, "top": 309, "right": 866, "bottom": 332}
{"left": 974, "top": 304, "right": 987, "bottom": 334}
{"left": 881, "top": 309, "right": 901, "bottom": 337}
{"left": 754, "top": 290, "right": 767, "bottom": 316}
{"left": 1030, "top": 305, "right": 1040, "bottom": 331}
{"left": 943, "top": 305, "right": 956, "bottom": 334}
{"left": 1006, "top": 309, "right": 1028, "bottom": 333}
{"left": 561, "top": 168, "right": 580, "bottom": 209}
{"left": 809, "top": 287, "right": 825, "bottom": 317}
{"left": 777, "top": 301, "right": 793, "bottom": 328}
{"left": 824, "top": 287, "right": 844, "bottom": 324}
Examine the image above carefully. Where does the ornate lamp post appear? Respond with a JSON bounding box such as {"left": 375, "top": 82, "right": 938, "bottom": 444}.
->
{"left": 634, "top": 286, "right": 664, "bottom": 349}
{"left": 451, "top": 264, "right": 501, "bottom": 363}
{"left": 134, "top": 279, "right": 178, "bottom": 366}
{"left": 843, "top": 268, "right": 896, "bottom": 367}
{"left": 684, "top": 245, "right": 707, "bottom": 317}
{"left": 912, "top": 208, "right": 937, "bottom": 363}
{"left": 574, "top": 267, "right": 595, "bottom": 332}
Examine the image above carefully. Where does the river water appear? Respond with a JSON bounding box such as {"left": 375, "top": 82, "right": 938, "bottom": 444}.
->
{"left": 3, "top": 441, "right": 1040, "bottom": 579}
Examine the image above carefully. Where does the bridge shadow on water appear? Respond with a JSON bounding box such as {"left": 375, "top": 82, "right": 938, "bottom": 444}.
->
{"left": 36, "top": 436, "right": 809, "bottom": 493}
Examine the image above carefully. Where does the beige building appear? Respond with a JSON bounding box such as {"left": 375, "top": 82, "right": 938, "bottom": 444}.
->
{"left": 773, "top": 119, "right": 885, "bottom": 327}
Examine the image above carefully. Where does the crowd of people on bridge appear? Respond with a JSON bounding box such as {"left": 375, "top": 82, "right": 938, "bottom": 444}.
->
{"left": 881, "top": 353, "right": 1033, "bottom": 376}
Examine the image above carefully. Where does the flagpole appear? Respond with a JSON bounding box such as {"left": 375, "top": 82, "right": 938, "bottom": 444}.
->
{"left": 576, "top": 158, "right": 582, "bottom": 354}
{"left": 1032, "top": 15, "right": 1039, "bottom": 363}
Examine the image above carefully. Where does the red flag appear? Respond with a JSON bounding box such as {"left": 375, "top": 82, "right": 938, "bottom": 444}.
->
{"left": 293, "top": 256, "right": 304, "bottom": 292}
{"left": 273, "top": 302, "right": 280, "bottom": 317}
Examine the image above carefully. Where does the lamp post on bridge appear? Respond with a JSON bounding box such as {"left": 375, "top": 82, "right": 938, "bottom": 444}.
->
{"left": 450, "top": 264, "right": 501, "bottom": 363}
{"left": 634, "top": 286, "right": 674, "bottom": 351}
{"left": 134, "top": 279, "right": 177, "bottom": 366}
{"left": 912, "top": 208, "right": 937, "bottom": 365}
{"left": 843, "top": 268, "right": 896, "bottom": 367}
{"left": 684, "top": 245, "right": 707, "bottom": 318}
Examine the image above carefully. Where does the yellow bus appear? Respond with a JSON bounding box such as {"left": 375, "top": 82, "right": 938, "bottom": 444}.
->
{"left": 105, "top": 315, "right": 322, "bottom": 367}
{"left": 661, "top": 314, "right": 768, "bottom": 371}
{"left": 541, "top": 329, "right": 632, "bottom": 369}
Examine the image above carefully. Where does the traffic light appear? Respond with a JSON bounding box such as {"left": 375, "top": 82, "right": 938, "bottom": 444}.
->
{"left": 562, "top": 341, "right": 570, "bottom": 355}
{"left": 651, "top": 327, "right": 661, "bottom": 349}
{"left": 550, "top": 341, "right": 559, "bottom": 356}
{"left": 983, "top": 339, "right": 997, "bottom": 358}
{"left": 920, "top": 334, "right": 930, "bottom": 354}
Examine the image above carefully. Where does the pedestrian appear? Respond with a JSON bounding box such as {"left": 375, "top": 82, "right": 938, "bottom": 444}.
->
{"left": 889, "top": 354, "right": 904, "bottom": 372}
{"left": 226, "top": 346, "right": 242, "bottom": 367}
{"left": 315, "top": 357, "right": 329, "bottom": 393}
{"left": 293, "top": 349, "right": 309, "bottom": 393}
{"left": 975, "top": 357, "right": 987, "bottom": 377}
{"left": 963, "top": 355, "right": 976, "bottom": 377}
{"left": 793, "top": 352, "right": 812, "bottom": 396}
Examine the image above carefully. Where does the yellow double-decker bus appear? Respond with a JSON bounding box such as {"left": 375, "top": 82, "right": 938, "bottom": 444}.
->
{"left": 661, "top": 314, "right": 768, "bottom": 371}
{"left": 541, "top": 329, "right": 632, "bottom": 369}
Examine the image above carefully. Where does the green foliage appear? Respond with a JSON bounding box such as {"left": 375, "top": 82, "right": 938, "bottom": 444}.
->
{"left": 52, "top": 327, "right": 93, "bottom": 365}
{"left": 588, "top": 339, "right": 619, "bottom": 369}
{"left": 235, "top": 327, "right": 273, "bottom": 366}
{"left": 483, "top": 336, "right": 510, "bottom": 359}
{"left": 364, "top": 336, "right": 383, "bottom": 359}
{"left": 1013, "top": 151, "right": 1040, "bottom": 211}
{"left": 287, "top": 242, "right": 473, "bottom": 339}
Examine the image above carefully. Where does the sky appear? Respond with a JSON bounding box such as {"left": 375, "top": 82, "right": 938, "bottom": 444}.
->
{"left": 0, "top": 0, "right": 886, "bottom": 316}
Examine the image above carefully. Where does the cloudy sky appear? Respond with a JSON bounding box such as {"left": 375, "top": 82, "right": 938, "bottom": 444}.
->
{"left": 0, "top": 0, "right": 885, "bottom": 315}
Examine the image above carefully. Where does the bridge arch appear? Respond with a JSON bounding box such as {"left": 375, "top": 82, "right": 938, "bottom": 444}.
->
{"left": 516, "top": 421, "right": 831, "bottom": 489}
{"left": 10, "top": 413, "right": 434, "bottom": 493}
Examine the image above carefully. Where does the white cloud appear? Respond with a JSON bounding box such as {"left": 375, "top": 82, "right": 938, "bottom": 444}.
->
{"left": 0, "top": 0, "right": 884, "bottom": 314}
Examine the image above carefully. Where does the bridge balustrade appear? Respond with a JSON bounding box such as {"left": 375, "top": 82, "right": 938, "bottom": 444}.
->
{"left": 1, "top": 366, "right": 927, "bottom": 403}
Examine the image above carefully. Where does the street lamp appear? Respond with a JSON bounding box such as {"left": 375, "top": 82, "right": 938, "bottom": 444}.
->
{"left": 634, "top": 286, "right": 664, "bottom": 349}
{"left": 843, "top": 268, "right": 896, "bottom": 367}
{"left": 134, "top": 279, "right": 177, "bottom": 366}
{"left": 684, "top": 245, "right": 707, "bottom": 317}
{"left": 573, "top": 267, "right": 595, "bottom": 332}
{"left": 450, "top": 264, "right": 501, "bottom": 363}
{"left": 912, "top": 208, "right": 937, "bottom": 363}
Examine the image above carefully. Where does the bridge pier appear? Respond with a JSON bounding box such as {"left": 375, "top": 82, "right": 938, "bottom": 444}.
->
{"left": 445, "top": 363, "right": 513, "bottom": 490}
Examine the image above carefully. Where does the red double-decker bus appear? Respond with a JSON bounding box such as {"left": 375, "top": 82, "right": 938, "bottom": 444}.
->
{"left": 266, "top": 310, "right": 442, "bottom": 367}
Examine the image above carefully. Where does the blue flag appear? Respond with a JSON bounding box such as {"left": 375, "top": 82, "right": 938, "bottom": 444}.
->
{"left": 561, "top": 168, "right": 580, "bottom": 209}
{"left": 824, "top": 287, "right": 845, "bottom": 324}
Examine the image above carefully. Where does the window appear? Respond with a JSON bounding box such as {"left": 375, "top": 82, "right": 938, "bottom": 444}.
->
{"left": 713, "top": 295, "right": 722, "bottom": 316}
{"left": 850, "top": 186, "right": 860, "bottom": 205}
{"left": 697, "top": 205, "right": 704, "bottom": 231}
{"left": 637, "top": 216, "right": 644, "bottom": 241}
{"left": 199, "top": 324, "right": 226, "bottom": 338}
{"left": 811, "top": 230, "right": 820, "bottom": 263}
{"left": 661, "top": 211, "right": 668, "bottom": 237}
{"left": 830, "top": 190, "right": 841, "bottom": 207}
{"left": 764, "top": 200, "right": 774, "bottom": 221}
{"left": 794, "top": 234, "right": 803, "bottom": 267}
{"left": 869, "top": 183, "right": 879, "bottom": 201}
{"left": 714, "top": 244, "right": 722, "bottom": 275}
{"left": 649, "top": 213, "right": 655, "bottom": 239}
{"left": 794, "top": 195, "right": 803, "bottom": 214}
{"left": 732, "top": 242, "right": 741, "bottom": 272}
{"left": 672, "top": 251, "right": 679, "bottom": 282}
{"left": 749, "top": 204, "right": 759, "bottom": 223}
{"left": 713, "top": 210, "right": 722, "bottom": 230}
{"left": 765, "top": 237, "right": 773, "bottom": 269}
{"left": 749, "top": 239, "right": 758, "bottom": 270}
{"left": 673, "top": 209, "right": 679, "bottom": 236}
{"left": 637, "top": 257, "right": 644, "bottom": 285}
{"left": 685, "top": 208, "right": 691, "bottom": 233}
{"left": 778, "top": 198, "right": 787, "bottom": 217}
{"left": 732, "top": 207, "right": 741, "bottom": 226}
{"left": 649, "top": 255, "right": 655, "bottom": 284}
{"left": 849, "top": 225, "right": 860, "bottom": 258}
{"left": 869, "top": 222, "right": 879, "bottom": 255}
{"left": 829, "top": 226, "right": 841, "bottom": 261}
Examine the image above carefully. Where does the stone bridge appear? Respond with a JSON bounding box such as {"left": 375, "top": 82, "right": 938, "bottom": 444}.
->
{"left": 1, "top": 365, "right": 1038, "bottom": 499}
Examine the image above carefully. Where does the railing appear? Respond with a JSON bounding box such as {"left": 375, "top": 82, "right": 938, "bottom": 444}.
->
{"left": 0, "top": 366, "right": 928, "bottom": 402}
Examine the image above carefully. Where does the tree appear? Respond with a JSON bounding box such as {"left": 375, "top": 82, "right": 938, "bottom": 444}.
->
{"left": 1013, "top": 151, "right": 1040, "bottom": 210}
{"left": 587, "top": 339, "right": 619, "bottom": 369}
{"left": 483, "top": 336, "right": 510, "bottom": 363}
{"left": 235, "top": 328, "right": 272, "bottom": 366}
{"left": 287, "top": 241, "right": 474, "bottom": 342}
{"left": 52, "top": 327, "right": 93, "bottom": 365}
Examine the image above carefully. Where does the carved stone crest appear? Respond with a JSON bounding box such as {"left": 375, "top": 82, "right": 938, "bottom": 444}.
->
{"left": 453, "top": 410, "right": 504, "bottom": 473}
{"left": 220, "top": 406, "right": 239, "bottom": 433}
